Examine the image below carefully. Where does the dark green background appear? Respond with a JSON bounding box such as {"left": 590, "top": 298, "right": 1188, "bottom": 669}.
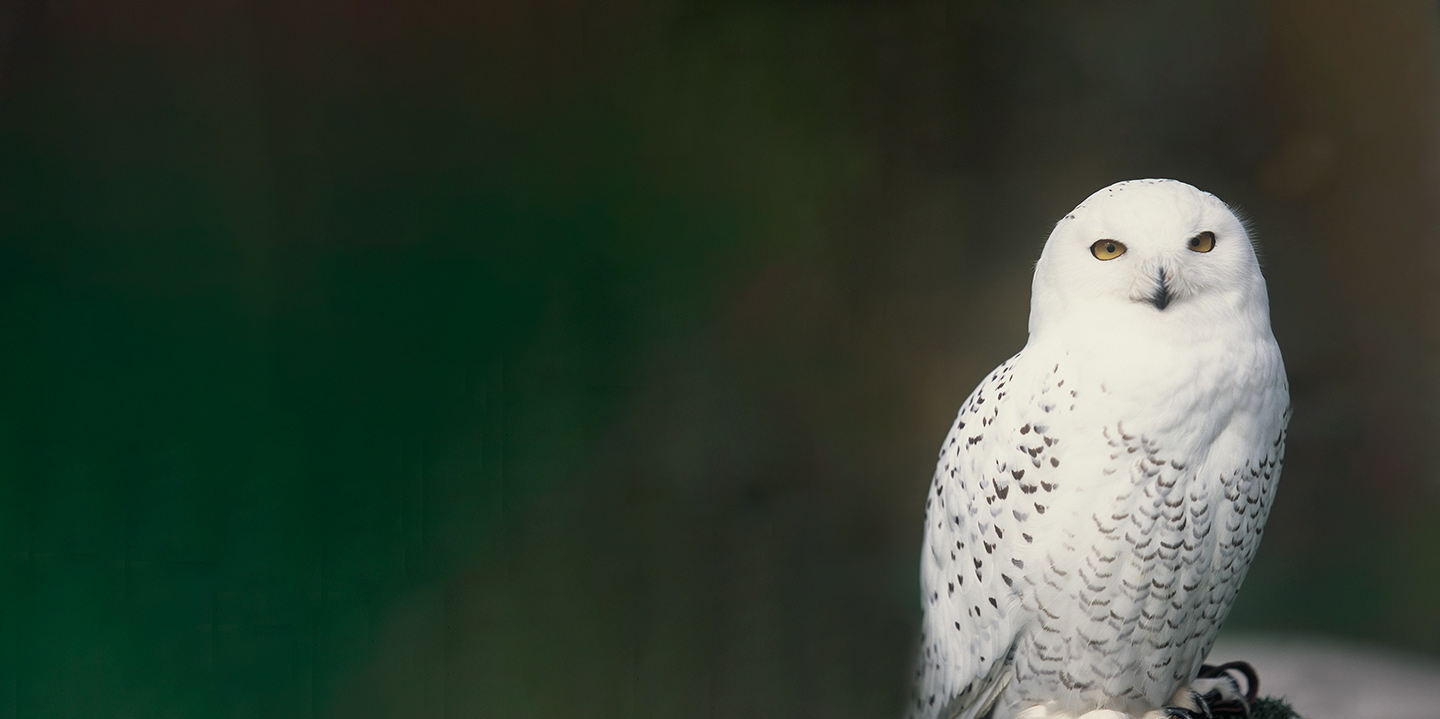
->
{"left": 2, "top": 1, "right": 1438, "bottom": 717}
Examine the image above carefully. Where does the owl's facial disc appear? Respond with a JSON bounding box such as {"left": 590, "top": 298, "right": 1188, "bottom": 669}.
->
{"left": 1029, "top": 179, "right": 1267, "bottom": 338}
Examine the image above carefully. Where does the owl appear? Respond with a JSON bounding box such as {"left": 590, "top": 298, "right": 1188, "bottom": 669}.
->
{"left": 911, "top": 180, "right": 1289, "bottom": 719}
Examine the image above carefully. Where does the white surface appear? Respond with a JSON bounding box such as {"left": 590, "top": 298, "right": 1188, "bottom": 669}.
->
{"left": 1208, "top": 634, "right": 1440, "bottom": 719}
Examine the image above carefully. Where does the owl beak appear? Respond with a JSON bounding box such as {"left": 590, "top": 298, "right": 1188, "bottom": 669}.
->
{"left": 1149, "top": 267, "right": 1172, "bottom": 310}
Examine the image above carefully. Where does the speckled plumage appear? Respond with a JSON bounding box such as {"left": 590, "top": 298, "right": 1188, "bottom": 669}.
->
{"left": 911, "top": 180, "right": 1290, "bottom": 719}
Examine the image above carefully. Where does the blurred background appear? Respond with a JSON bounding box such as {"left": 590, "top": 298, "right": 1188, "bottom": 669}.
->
{"left": 2, "top": 0, "right": 1439, "bottom": 717}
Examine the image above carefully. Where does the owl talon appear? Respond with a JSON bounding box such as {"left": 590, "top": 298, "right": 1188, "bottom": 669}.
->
{"left": 1155, "top": 689, "right": 1214, "bottom": 719}
{"left": 1193, "top": 661, "right": 1259, "bottom": 718}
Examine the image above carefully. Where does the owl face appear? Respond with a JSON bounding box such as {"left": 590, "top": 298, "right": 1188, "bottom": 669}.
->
{"left": 1029, "top": 179, "right": 1268, "bottom": 335}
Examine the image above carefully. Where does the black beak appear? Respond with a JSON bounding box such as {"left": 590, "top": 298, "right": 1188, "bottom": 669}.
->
{"left": 1150, "top": 268, "right": 1171, "bottom": 310}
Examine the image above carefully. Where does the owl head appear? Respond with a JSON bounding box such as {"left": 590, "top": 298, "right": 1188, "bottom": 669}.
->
{"left": 1028, "top": 179, "right": 1271, "bottom": 338}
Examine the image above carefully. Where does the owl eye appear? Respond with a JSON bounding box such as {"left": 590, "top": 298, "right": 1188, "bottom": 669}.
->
{"left": 1187, "top": 231, "right": 1216, "bottom": 253}
{"left": 1090, "top": 239, "right": 1126, "bottom": 260}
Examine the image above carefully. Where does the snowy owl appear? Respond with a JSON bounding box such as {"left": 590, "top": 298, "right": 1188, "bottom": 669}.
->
{"left": 911, "top": 179, "right": 1289, "bottom": 719}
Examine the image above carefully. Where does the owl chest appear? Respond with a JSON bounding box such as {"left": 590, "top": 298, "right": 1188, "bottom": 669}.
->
{"left": 1000, "top": 466, "right": 1232, "bottom": 713}
{"left": 1006, "top": 426, "right": 1263, "bottom": 698}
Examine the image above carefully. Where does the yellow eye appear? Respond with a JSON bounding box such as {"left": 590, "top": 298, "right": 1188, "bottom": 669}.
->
{"left": 1188, "top": 231, "right": 1216, "bottom": 253}
{"left": 1090, "top": 239, "right": 1126, "bottom": 260}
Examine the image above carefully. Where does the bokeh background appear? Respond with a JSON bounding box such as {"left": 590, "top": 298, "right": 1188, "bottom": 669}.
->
{"left": 2, "top": 1, "right": 1439, "bottom": 717}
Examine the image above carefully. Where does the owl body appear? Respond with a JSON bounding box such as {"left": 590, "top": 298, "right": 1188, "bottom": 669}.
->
{"left": 912, "top": 180, "right": 1289, "bottom": 719}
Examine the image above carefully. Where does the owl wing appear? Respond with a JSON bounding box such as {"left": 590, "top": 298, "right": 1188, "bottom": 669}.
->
{"left": 1195, "top": 402, "right": 1290, "bottom": 656}
{"left": 913, "top": 352, "right": 1057, "bottom": 719}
